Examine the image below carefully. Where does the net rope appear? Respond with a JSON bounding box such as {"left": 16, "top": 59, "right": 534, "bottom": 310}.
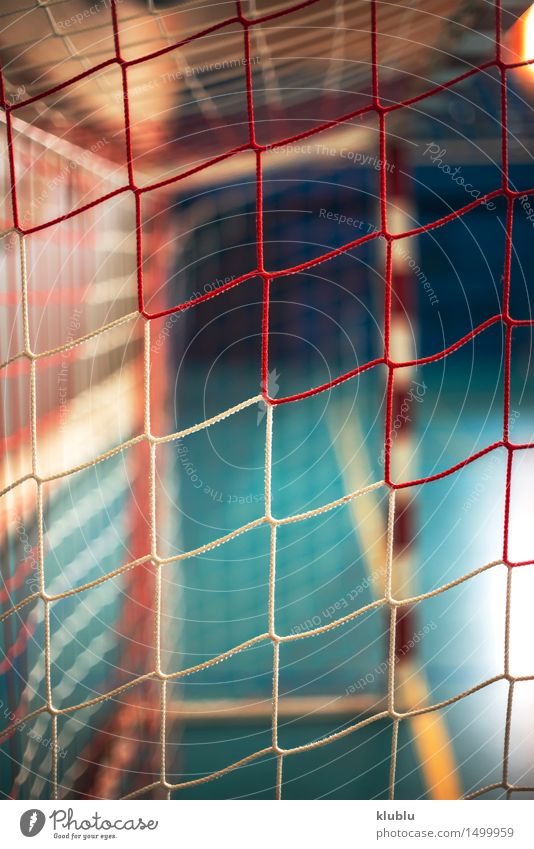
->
{"left": 1, "top": 0, "right": 534, "bottom": 800}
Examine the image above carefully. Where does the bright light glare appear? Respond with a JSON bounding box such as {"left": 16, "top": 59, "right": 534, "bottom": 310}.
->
{"left": 506, "top": 451, "right": 534, "bottom": 675}
{"left": 521, "top": 3, "right": 534, "bottom": 75}
{"left": 504, "top": 3, "right": 534, "bottom": 87}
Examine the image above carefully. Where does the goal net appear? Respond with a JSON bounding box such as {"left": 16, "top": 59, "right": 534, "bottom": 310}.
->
{"left": 1, "top": 0, "right": 534, "bottom": 801}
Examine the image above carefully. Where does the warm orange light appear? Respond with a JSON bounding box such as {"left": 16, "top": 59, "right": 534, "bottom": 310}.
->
{"left": 504, "top": 3, "right": 534, "bottom": 87}
{"left": 520, "top": 3, "right": 534, "bottom": 74}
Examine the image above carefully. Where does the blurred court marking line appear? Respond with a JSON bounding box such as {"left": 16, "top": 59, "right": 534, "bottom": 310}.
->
{"left": 328, "top": 400, "right": 462, "bottom": 799}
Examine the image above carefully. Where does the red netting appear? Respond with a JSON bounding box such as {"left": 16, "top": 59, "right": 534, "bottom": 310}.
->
{"left": 1, "top": 0, "right": 531, "bottom": 560}
{"left": 1, "top": 0, "right": 534, "bottom": 802}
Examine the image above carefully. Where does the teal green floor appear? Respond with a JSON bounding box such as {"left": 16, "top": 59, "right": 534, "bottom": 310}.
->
{"left": 160, "top": 347, "right": 533, "bottom": 799}
{"left": 3, "top": 346, "right": 533, "bottom": 799}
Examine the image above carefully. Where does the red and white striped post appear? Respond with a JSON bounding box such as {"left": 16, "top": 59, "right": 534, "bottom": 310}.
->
{"left": 387, "top": 143, "right": 419, "bottom": 689}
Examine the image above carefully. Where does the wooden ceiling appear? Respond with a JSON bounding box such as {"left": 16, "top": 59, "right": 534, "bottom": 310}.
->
{"left": 0, "top": 1, "right": 528, "bottom": 180}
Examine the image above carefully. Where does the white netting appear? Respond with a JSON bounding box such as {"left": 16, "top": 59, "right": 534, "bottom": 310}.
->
{"left": 1, "top": 0, "right": 534, "bottom": 802}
